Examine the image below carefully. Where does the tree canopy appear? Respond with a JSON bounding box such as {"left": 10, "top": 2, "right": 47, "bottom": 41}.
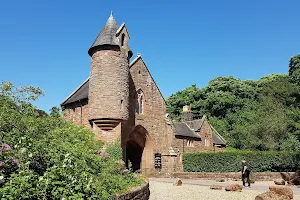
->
{"left": 166, "top": 54, "right": 300, "bottom": 151}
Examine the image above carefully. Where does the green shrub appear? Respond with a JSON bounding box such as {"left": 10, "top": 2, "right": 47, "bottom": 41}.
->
{"left": 183, "top": 151, "right": 300, "bottom": 172}
{"left": 106, "top": 139, "right": 123, "bottom": 161}
{"left": 0, "top": 82, "right": 142, "bottom": 199}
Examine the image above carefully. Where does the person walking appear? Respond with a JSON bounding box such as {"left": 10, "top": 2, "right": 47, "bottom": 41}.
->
{"left": 242, "top": 160, "right": 251, "bottom": 187}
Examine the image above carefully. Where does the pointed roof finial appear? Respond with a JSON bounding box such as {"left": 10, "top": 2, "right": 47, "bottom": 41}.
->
{"left": 88, "top": 12, "right": 119, "bottom": 56}
{"left": 110, "top": 11, "right": 113, "bottom": 17}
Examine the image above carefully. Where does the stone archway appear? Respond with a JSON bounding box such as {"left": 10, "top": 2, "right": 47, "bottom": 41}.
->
{"left": 126, "top": 125, "right": 153, "bottom": 174}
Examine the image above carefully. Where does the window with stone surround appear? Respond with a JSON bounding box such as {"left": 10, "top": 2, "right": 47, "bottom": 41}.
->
{"left": 136, "top": 89, "right": 144, "bottom": 114}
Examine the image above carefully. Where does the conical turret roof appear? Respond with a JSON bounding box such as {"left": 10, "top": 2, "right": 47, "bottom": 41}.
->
{"left": 88, "top": 13, "right": 119, "bottom": 56}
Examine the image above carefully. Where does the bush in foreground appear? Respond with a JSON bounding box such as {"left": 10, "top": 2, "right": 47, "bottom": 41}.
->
{"left": 183, "top": 151, "right": 300, "bottom": 172}
{"left": 0, "top": 82, "right": 141, "bottom": 199}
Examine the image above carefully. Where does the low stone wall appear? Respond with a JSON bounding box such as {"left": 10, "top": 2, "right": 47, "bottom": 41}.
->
{"left": 115, "top": 180, "right": 150, "bottom": 200}
{"left": 157, "top": 172, "right": 282, "bottom": 181}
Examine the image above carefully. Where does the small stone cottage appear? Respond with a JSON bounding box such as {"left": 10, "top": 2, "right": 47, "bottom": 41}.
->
{"left": 61, "top": 14, "right": 226, "bottom": 175}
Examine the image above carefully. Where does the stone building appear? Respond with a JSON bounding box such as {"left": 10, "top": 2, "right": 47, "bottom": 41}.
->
{"left": 61, "top": 14, "right": 226, "bottom": 175}
{"left": 172, "top": 105, "right": 226, "bottom": 153}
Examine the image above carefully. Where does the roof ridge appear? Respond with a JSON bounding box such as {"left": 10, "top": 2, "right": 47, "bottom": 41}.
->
{"left": 211, "top": 125, "right": 226, "bottom": 143}
{"left": 61, "top": 77, "right": 89, "bottom": 105}
{"left": 130, "top": 55, "right": 167, "bottom": 105}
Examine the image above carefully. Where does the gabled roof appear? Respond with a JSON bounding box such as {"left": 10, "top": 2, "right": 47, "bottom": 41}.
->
{"left": 173, "top": 122, "right": 201, "bottom": 138}
{"left": 61, "top": 78, "right": 89, "bottom": 106}
{"left": 174, "top": 117, "right": 227, "bottom": 146}
{"left": 129, "top": 54, "right": 166, "bottom": 105}
{"left": 116, "top": 22, "right": 130, "bottom": 39}
{"left": 211, "top": 126, "right": 227, "bottom": 146}
{"left": 88, "top": 14, "right": 119, "bottom": 56}
{"left": 185, "top": 116, "right": 206, "bottom": 131}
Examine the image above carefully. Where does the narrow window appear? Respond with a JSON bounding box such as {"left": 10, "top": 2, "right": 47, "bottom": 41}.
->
{"left": 121, "top": 33, "right": 125, "bottom": 47}
{"left": 204, "top": 138, "right": 209, "bottom": 147}
{"left": 136, "top": 89, "right": 144, "bottom": 114}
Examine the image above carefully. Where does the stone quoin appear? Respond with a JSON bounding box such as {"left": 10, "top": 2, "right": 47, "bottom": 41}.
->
{"left": 61, "top": 13, "right": 227, "bottom": 175}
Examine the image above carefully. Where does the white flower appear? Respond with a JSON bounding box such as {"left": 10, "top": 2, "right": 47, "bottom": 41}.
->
{"left": 0, "top": 176, "right": 4, "bottom": 180}
{"left": 28, "top": 153, "right": 33, "bottom": 158}
{"left": 20, "top": 148, "right": 26, "bottom": 153}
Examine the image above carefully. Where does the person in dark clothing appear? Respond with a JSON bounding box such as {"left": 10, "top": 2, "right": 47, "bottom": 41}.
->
{"left": 242, "top": 160, "right": 251, "bottom": 187}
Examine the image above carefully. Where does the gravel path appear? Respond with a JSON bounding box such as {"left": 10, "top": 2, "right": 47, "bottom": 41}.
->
{"left": 149, "top": 179, "right": 300, "bottom": 200}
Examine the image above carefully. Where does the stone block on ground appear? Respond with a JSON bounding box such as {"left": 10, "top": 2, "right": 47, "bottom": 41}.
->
{"left": 173, "top": 178, "right": 182, "bottom": 186}
{"left": 210, "top": 185, "right": 222, "bottom": 190}
{"left": 225, "top": 184, "right": 242, "bottom": 192}
{"left": 216, "top": 178, "right": 225, "bottom": 182}
{"left": 269, "top": 186, "right": 293, "bottom": 199}
{"left": 274, "top": 179, "right": 286, "bottom": 185}
{"left": 280, "top": 172, "right": 291, "bottom": 182}
{"left": 288, "top": 176, "right": 300, "bottom": 185}
{"left": 250, "top": 176, "right": 255, "bottom": 184}
{"left": 255, "top": 191, "right": 290, "bottom": 200}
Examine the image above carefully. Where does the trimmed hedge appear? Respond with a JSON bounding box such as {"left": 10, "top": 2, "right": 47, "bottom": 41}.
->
{"left": 183, "top": 151, "right": 300, "bottom": 172}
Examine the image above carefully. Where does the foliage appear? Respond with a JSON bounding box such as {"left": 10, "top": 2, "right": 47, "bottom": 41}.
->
{"left": 183, "top": 151, "right": 300, "bottom": 172}
{"left": 166, "top": 55, "right": 300, "bottom": 150}
{"left": 289, "top": 54, "right": 300, "bottom": 85}
{"left": 0, "top": 81, "right": 141, "bottom": 199}
{"left": 106, "top": 139, "right": 123, "bottom": 161}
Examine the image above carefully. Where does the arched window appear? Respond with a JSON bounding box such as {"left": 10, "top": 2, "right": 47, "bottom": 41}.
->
{"left": 136, "top": 90, "right": 144, "bottom": 114}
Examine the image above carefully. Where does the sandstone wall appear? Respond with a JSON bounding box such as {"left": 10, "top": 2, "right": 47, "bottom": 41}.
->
{"left": 115, "top": 181, "right": 150, "bottom": 200}
{"left": 160, "top": 172, "right": 282, "bottom": 181}
{"left": 62, "top": 99, "right": 90, "bottom": 128}
{"left": 126, "top": 56, "right": 170, "bottom": 174}
{"left": 88, "top": 50, "right": 129, "bottom": 122}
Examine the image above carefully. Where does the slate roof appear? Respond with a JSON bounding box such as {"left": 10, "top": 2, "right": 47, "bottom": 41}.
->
{"left": 173, "top": 118, "right": 227, "bottom": 146}
{"left": 211, "top": 126, "right": 227, "bottom": 146}
{"left": 88, "top": 14, "right": 119, "bottom": 56}
{"left": 61, "top": 78, "right": 89, "bottom": 105}
{"left": 173, "top": 122, "right": 201, "bottom": 138}
{"left": 185, "top": 117, "right": 205, "bottom": 131}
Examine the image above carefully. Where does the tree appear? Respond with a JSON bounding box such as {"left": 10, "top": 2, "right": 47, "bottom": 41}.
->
{"left": 49, "top": 106, "right": 61, "bottom": 117}
{"left": 166, "top": 55, "right": 300, "bottom": 151}
{"left": 288, "top": 54, "right": 300, "bottom": 84}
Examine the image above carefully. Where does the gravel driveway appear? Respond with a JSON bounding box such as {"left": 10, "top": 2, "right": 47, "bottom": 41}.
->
{"left": 149, "top": 178, "right": 300, "bottom": 200}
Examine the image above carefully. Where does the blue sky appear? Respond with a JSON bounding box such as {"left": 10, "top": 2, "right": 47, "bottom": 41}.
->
{"left": 1, "top": 0, "right": 300, "bottom": 112}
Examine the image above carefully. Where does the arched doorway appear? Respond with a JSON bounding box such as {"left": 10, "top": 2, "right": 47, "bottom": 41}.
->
{"left": 126, "top": 125, "right": 153, "bottom": 173}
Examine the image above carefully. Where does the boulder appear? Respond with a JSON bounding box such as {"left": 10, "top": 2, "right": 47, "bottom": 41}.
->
{"left": 225, "top": 184, "right": 242, "bottom": 192}
{"left": 173, "top": 178, "right": 182, "bottom": 186}
{"left": 288, "top": 176, "right": 300, "bottom": 185}
{"left": 269, "top": 186, "right": 293, "bottom": 199}
{"left": 291, "top": 170, "right": 300, "bottom": 179}
{"left": 250, "top": 176, "right": 255, "bottom": 184}
{"left": 255, "top": 191, "right": 290, "bottom": 200}
{"left": 210, "top": 185, "right": 222, "bottom": 190}
{"left": 280, "top": 172, "right": 291, "bottom": 182}
{"left": 274, "top": 179, "right": 286, "bottom": 185}
{"left": 216, "top": 178, "right": 225, "bottom": 182}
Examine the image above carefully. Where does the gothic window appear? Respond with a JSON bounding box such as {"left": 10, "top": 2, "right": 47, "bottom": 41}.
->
{"left": 136, "top": 89, "right": 144, "bottom": 114}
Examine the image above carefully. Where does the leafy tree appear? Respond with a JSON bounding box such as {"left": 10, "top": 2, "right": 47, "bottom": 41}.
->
{"left": 166, "top": 58, "right": 300, "bottom": 151}
{"left": 289, "top": 54, "right": 300, "bottom": 84}
{"left": 50, "top": 106, "right": 61, "bottom": 117}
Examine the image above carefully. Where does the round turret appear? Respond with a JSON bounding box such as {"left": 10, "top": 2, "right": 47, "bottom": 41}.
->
{"left": 88, "top": 14, "right": 131, "bottom": 129}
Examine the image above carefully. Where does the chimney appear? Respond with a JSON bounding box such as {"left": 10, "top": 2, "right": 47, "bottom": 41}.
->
{"left": 181, "top": 105, "right": 193, "bottom": 122}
